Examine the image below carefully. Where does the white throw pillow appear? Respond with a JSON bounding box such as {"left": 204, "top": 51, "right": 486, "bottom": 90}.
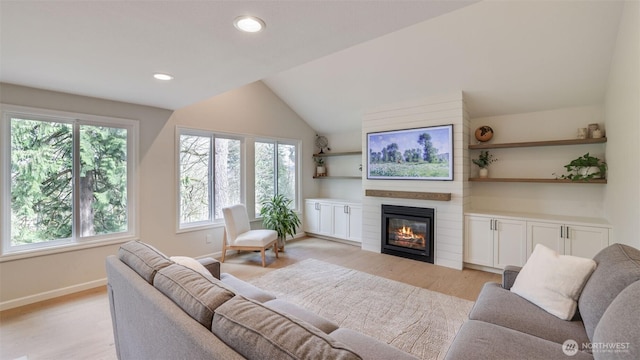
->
{"left": 511, "top": 244, "right": 596, "bottom": 320}
{"left": 170, "top": 256, "right": 216, "bottom": 282}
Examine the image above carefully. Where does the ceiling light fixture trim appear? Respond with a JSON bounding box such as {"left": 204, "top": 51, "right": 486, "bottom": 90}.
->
{"left": 234, "top": 15, "right": 266, "bottom": 33}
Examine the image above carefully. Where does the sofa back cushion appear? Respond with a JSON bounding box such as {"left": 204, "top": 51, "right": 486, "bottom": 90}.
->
{"left": 118, "top": 240, "right": 173, "bottom": 283}
{"left": 592, "top": 280, "right": 640, "bottom": 360}
{"left": 154, "top": 264, "right": 236, "bottom": 327}
{"left": 212, "top": 296, "right": 362, "bottom": 360}
{"left": 579, "top": 244, "right": 640, "bottom": 341}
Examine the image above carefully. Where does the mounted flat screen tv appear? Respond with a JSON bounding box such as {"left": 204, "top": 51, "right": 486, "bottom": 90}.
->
{"left": 367, "top": 124, "right": 453, "bottom": 180}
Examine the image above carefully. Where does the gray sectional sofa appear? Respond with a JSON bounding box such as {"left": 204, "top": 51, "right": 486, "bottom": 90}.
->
{"left": 445, "top": 243, "right": 640, "bottom": 360}
{"left": 106, "top": 241, "right": 418, "bottom": 360}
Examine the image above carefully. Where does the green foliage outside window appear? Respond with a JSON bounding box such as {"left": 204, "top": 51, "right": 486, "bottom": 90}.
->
{"left": 10, "top": 118, "right": 128, "bottom": 246}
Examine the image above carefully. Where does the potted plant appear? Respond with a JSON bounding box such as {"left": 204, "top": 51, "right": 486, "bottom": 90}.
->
{"left": 259, "top": 194, "right": 301, "bottom": 251}
{"left": 314, "top": 156, "right": 326, "bottom": 176}
{"left": 472, "top": 150, "right": 497, "bottom": 178}
{"left": 559, "top": 153, "right": 607, "bottom": 181}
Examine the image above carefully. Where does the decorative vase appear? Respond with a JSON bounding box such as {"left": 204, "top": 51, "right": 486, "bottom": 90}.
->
{"left": 479, "top": 168, "right": 489, "bottom": 178}
{"left": 474, "top": 126, "right": 494, "bottom": 142}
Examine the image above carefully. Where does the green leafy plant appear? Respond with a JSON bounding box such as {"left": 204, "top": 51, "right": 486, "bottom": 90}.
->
{"left": 472, "top": 150, "right": 497, "bottom": 168}
{"left": 558, "top": 153, "right": 607, "bottom": 181}
{"left": 259, "top": 194, "right": 301, "bottom": 249}
{"left": 314, "top": 156, "right": 325, "bottom": 166}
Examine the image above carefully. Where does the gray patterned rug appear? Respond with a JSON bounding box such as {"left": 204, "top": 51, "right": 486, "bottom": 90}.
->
{"left": 248, "top": 259, "right": 473, "bottom": 360}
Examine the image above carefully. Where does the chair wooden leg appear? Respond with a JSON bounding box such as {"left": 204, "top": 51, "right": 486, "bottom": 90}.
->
{"left": 221, "top": 234, "right": 227, "bottom": 263}
{"left": 261, "top": 249, "right": 266, "bottom": 267}
{"left": 273, "top": 243, "right": 279, "bottom": 258}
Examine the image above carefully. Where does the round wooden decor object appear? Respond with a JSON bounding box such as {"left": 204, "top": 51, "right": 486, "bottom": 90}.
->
{"left": 475, "top": 126, "right": 494, "bottom": 142}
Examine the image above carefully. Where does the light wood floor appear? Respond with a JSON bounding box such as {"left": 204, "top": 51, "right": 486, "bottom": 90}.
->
{"left": 0, "top": 237, "right": 499, "bottom": 360}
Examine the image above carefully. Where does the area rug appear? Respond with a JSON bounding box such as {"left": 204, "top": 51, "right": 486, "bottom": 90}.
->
{"left": 248, "top": 259, "right": 473, "bottom": 360}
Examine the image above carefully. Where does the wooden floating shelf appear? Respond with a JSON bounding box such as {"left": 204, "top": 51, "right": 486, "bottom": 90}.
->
{"left": 313, "top": 176, "right": 361, "bottom": 179}
{"left": 468, "top": 178, "right": 607, "bottom": 184}
{"left": 313, "top": 151, "right": 362, "bottom": 157}
{"left": 365, "top": 189, "right": 452, "bottom": 201}
{"left": 469, "top": 137, "right": 606, "bottom": 150}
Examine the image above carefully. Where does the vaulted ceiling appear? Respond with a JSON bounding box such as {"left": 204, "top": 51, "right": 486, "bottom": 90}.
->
{"left": 1, "top": 1, "right": 627, "bottom": 135}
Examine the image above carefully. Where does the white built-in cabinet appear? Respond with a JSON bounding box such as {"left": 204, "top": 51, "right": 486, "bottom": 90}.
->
{"left": 304, "top": 199, "right": 362, "bottom": 243}
{"left": 527, "top": 221, "right": 610, "bottom": 259}
{"left": 464, "top": 215, "right": 527, "bottom": 268}
{"left": 465, "top": 212, "right": 610, "bottom": 270}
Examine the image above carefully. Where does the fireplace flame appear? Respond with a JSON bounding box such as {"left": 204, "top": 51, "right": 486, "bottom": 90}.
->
{"left": 394, "top": 226, "right": 425, "bottom": 243}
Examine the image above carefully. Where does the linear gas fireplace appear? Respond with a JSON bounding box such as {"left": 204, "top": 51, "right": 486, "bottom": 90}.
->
{"left": 381, "top": 205, "right": 434, "bottom": 263}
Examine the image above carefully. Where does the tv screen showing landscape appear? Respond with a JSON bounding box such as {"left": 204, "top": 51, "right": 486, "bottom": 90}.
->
{"left": 367, "top": 124, "right": 453, "bottom": 180}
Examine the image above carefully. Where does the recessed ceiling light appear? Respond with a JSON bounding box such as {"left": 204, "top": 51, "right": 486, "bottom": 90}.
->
{"left": 153, "top": 73, "right": 174, "bottom": 81}
{"left": 234, "top": 16, "right": 265, "bottom": 33}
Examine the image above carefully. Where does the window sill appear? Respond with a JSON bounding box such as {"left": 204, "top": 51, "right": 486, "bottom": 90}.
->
{"left": 177, "top": 222, "right": 224, "bottom": 234}
{"left": 0, "top": 236, "right": 137, "bottom": 263}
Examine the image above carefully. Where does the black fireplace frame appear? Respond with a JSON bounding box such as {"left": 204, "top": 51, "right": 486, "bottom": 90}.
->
{"left": 381, "top": 205, "right": 434, "bottom": 263}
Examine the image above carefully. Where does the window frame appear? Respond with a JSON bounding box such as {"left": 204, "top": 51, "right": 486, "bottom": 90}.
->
{"left": 254, "top": 138, "right": 300, "bottom": 218}
{"left": 176, "top": 127, "right": 245, "bottom": 231}
{"left": 0, "top": 104, "right": 139, "bottom": 257}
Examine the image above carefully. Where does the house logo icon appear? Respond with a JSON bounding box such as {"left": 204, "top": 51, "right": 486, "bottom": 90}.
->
{"left": 563, "top": 339, "right": 579, "bottom": 356}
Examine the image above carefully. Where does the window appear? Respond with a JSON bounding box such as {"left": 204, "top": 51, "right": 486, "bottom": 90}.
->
{"left": 1, "top": 106, "right": 137, "bottom": 254}
{"left": 254, "top": 140, "right": 298, "bottom": 217}
{"left": 178, "top": 129, "right": 242, "bottom": 229}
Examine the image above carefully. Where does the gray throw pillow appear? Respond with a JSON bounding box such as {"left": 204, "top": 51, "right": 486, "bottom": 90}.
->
{"left": 212, "top": 295, "right": 362, "bottom": 360}
{"left": 154, "top": 264, "right": 236, "bottom": 327}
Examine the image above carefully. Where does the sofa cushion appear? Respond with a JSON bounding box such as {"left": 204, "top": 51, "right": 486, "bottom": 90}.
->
{"left": 212, "top": 295, "right": 362, "bottom": 360}
{"left": 154, "top": 264, "right": 236, "bottom": 327}
{"left": 592, "top": 280, "right": 640, "bottom": 360}
{"left": 579, "top": 244, "right": 640, "bottom": 341}
{"left": 118, "top": 240, "right": 173, "bottom": 283}
{"left": 170, "top": 256, "right": 216, "bottom": 282}
{"left": 511, "top": 244, "right": 596, "bottom": 320}
{"left": 220, "top": 273, "right": 276, "bottom": 303}
{"left": 330, "top": 328, "right": 419, "bottom": 360}
{"left": 470, "top": 282, "right": 590, "bottom": 346}
{"left": 265, "top": 298, "right": 339, "bottom": 334}
{"left": 444, "top": 320, "right": 594, "bottom": 360}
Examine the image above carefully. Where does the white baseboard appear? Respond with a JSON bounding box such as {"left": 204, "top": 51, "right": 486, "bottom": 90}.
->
{"left": 463, "top": 262, "right": 502, "bottom": 274}
{"left": 0, "top": 278, "right": 107, "bottom": 311}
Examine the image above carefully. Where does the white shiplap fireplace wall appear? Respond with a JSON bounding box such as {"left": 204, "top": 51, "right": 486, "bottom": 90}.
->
{"left": 361, "top": 92, "right": 469, "bottom": 270}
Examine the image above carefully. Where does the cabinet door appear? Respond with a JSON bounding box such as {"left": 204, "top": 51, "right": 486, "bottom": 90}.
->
{"left": 493, "top": 218, "right": 527, "bottom": 268}
{"left": 304, "top": 201, "right": 320, "bottom": 234}
{"left": 332, "top": 204, "right": 348, "bottom": 239}
{"left": 318, "top": 203, "right": 333, "bottom": 236}
{"left": 347, "top": 205, "right": 362, "bottom": 242}
{"left": 565, "top": 225, "right": 609, "bottom": 259}
{"left": 527, "top": 221, "right": 564, "bottom": 257}
{"left": 464, "top": 216, "right": 494, "bottom": 267}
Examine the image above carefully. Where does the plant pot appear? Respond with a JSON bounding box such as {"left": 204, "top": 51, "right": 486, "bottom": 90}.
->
{"left": 578, "top": 166, "right": 601, "bottom": 178}
{"left": 479, "top": 168, "right": 489, "bottom": 178}
{"left": 316, "top": 166, "right": 326, "bottom": 176}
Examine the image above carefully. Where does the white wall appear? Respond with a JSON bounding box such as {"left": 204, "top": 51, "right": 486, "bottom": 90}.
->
{"left": 0, "top": 81, "right": 318, "bottom": 309}
{"left": 469, "top": 105, "right": 607, "bottom": 218}
{"left": 603, "top": 1, "right": 640, "bottom": 248}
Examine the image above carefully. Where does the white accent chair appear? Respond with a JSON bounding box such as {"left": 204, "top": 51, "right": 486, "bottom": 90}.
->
{"left": 221, "top": 204, "right": 279, "bottom": 267}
